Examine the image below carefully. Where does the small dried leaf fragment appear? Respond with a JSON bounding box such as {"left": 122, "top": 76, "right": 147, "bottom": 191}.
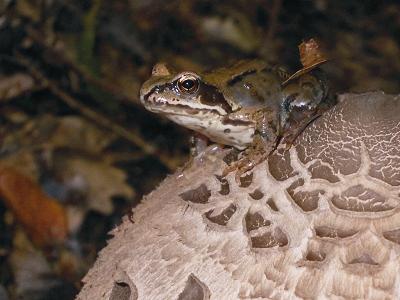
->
{"left": 283, "top": 38, "right": 328, "bottom": 84}
{"left": 299, "top": 38, "right": 328, "bottom": 69}
{"left": 0, "top": 166, "right": 68, "bottom": 247}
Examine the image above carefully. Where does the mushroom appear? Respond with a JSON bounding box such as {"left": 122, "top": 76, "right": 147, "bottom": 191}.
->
{"left": 77, "top": 92, "right": 400, "bottom": 300}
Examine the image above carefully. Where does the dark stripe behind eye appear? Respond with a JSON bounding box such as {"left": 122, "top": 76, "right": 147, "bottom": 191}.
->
{"left": 198, "top": 83, "right": 233, "bottom": 113}
{"left": 227, "top": 70, "right": 257, "bottom": 86}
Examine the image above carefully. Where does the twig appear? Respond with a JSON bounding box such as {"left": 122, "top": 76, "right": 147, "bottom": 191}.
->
{"left": 259, "top": 0, "right": 282, "bottom": 57}
{"left": 26, "top": 26, "right": 143, "bottom": 108}
{"left": 266, "top": 0, "right": 282, "bottom": 42}
{"left": 16, "top": 54, "right": 176, "bottom": 171}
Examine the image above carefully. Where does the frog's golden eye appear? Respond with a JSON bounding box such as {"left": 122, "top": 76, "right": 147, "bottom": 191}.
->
{"left": 177, "top": 75, "right": 199, "bottom": 94}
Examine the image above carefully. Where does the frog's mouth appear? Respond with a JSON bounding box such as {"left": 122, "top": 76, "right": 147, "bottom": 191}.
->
{"left": 148, "top": 103, "right": 225, "bottom": 117}
{"left": 142, "top": 91, "right": 230, "bottom": 117}
{"left": 141, "top": 85, "right": 232, "bottom": 116}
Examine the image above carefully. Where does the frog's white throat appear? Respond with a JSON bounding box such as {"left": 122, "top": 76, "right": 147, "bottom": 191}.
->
{"left": 165, "top": 113, "right": 255, "bottom": 150}
{"left": 144, "top": 94, "right": 229, "bottom": 116}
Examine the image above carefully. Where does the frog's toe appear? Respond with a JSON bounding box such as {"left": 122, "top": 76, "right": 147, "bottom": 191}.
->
{"left": 222, "top": 146, "right": 268, "bottom": 183}
{"left": 284, "top": 142, "right": 292, "bottom": 151}
{"left": 234, "top": 159, "right": 257, "bottom": 183}
{"left": 221, "top": 158, "right": 250, "bottom": 182}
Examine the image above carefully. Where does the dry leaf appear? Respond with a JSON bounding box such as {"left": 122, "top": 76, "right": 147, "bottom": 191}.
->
{"left": 1, "top": 115, "right": 116, "bottom": 157}
{"left": 0, "top": 150, "right": 40, "bottom": 182}
{"left": 200, "top": 13, "right": 260, "bottom": 53}
{"left": 49, "top": 116, "right": 117, "bottom": 153}
{"left": 299, "top": 38, "right": 327, "bottom": 68}
{"left": 0, "top": 166, "right": 68, "bottom": 247}
{"left": 52, "top": 155, "right": 135, "bottom": 215}
{"left": 283, "top": 38, "right": 328, "bottom": 85}
{"left": 10, "top": 231, "right": 77, "bottom": 299}
{"left": 0, "top": 73, "right": 34, "bottom": 102}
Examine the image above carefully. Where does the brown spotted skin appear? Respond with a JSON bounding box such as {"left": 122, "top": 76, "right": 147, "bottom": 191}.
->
{"left": 140, "top": 61, "right": 334, "bottom": 182}
{"left": 78, "top": 92, "right": 400, "bottom": 300}
{"left": 140, "top": 61, "right": 331, "bottom": 152}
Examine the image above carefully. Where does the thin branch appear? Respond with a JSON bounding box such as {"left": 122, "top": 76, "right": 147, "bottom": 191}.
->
{"left": 26, "top": 26, "right": 143, "bottom": 108}
{"left": 16, "top": 54, "right": 176, "bottom": 171}
{"left": 259, "top": 0, "right": 282, "bottom": 57}
{"left": 266, "top": 0, "right": 282, "bottom": 42}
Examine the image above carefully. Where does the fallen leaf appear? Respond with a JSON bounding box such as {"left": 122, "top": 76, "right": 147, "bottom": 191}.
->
{"left": 1, "top": 115, "right": 116, "bottom": 157}
{"left": 0, "top": 114, "right": 132, "bottom": 234}
{"left": 200, "top": 13, "right": 260, "bottom": 53}
{"left": 283, "top": 38, "right": 328, "bottom": 85}
{"left": 51, "top": 154, "right": 135, "bottom": 215}
{"left": 0, "top": 166, "right": 68, "bottom": 247}
{"left": 0, "top": 150, "right": 39, "bottom": 182}
{"left": 0, "top": 73, "right": 34, "bottom": 102}
{"left": 15, "top": 0, "right": 42, "bottom": 22}
{"left": 299, "top": 38, "right": 328, "bottom": 68}
{"left": 10, "top": 231, "right": 77, "bottom": 299}
{"left": 48, "top": 116, "right": 117, "bottom": 153}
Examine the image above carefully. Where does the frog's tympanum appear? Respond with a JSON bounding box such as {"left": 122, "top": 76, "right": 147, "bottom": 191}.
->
{"left": 140, "top": 59, "right": 335, "bottom": 180}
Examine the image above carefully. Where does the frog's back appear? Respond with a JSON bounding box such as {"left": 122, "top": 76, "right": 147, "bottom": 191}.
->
{"left": 204, "top": 60, "right": 288, "bottom": 111}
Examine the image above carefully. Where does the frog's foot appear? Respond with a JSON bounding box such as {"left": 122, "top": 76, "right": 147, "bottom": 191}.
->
{"left": 281, "top": 113, "right": 322, "bottom": 150}
{"left": 281, "top": 125, "right": 311, "bottom": 151}
{"left": 222, "top": 148, "right": 267, "bottom": 183}
{"left": 190, "top": 133, "right": 209, "bottom": 156}
{"left": 282, "top": 135, "right": 295, "bottom": 151}
{"left": 184, "top": 143, "right": 225, "bottom": 172}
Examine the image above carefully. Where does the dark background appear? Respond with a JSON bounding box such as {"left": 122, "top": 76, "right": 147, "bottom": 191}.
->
{"left": 0, "top": 0, "right": 399, "bottom": 299}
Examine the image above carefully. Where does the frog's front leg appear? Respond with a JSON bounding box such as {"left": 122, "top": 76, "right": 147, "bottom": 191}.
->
{"left": 190, "top": 133, "right": 209, "bottom": 156}
{"left": 279, "top": 110, "right": 320, "bottom": 149}
{"left": 279, "top": 70, "right": 335, "bottom": 148}
{"left": 184, "top": 132, "right": 224, "bottom": 169}
{"left": 222, "top": 108, "right": 278, "bottom": 182}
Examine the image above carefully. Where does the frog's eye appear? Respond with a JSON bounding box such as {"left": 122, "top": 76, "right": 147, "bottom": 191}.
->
{"left": 177, "top": 75, "right": 199, "bottom": 94}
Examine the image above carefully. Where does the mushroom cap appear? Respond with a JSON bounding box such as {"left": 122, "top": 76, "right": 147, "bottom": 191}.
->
{"left": 78, "top": 92, "right": 400, "bottom": 300}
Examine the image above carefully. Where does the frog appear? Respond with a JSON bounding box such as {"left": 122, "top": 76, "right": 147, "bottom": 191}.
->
{"left": 140, "top": 59, "right": 334, "bottom": 181}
